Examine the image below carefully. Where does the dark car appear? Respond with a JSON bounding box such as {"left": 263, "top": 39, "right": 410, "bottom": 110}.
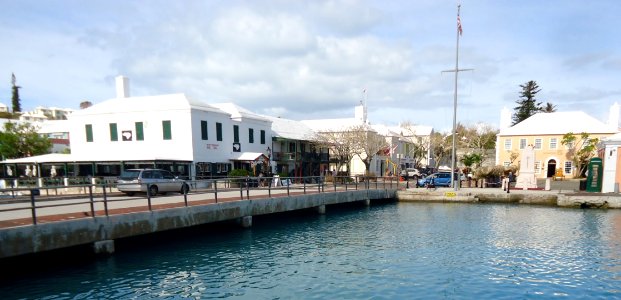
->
{"left": 417, "top": 172, "right": 453, "bottom": 187}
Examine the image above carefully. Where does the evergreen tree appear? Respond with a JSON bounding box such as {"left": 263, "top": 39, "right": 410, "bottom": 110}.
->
{"left": 11, "top": 73, "right": 21, "bottom": 113}
{"left": 512, "top": 80, "right": 542, "bottom": 125}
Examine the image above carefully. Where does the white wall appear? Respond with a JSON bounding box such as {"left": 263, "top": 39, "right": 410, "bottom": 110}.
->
{"left": 70, "top": 108, "right": 194, "bottom": 161}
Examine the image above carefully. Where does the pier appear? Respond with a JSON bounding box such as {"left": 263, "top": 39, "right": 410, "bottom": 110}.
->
{"left": 0, "top": 177, "right": 398, "bottom": 259}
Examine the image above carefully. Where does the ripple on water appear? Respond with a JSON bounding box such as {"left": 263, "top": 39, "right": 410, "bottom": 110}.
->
{"left": 2, "top": 203, "right": 621, "bottom": 299}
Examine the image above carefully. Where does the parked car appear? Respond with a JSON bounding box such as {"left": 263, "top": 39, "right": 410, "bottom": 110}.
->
{"left": 417, "top": 172, "right": 453, "bottom": 187}
{"left": 400, "top": 168, "right": 421, "bottom": 178}
{"left": 117, "top": 168, "right": 189, "bottom": 196}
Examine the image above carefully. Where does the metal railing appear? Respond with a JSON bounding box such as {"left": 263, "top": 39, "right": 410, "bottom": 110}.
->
{"left": 0, "top": 175, "right": 402, "bottom": 227}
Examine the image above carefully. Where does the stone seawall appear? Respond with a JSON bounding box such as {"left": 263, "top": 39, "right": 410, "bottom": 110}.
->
{"left": 0, "top": 189, "right": 396, "bottom": 259}
{"left": 397, "top": 188, "right": 621, "bottom": 208}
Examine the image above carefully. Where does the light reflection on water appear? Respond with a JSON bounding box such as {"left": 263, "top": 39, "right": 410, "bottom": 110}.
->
{"left": 2, "top": 203, "right": 621, "bottom": 299}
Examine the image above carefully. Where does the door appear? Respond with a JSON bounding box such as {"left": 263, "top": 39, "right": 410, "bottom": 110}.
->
{"left": 547, "top": 159, "right": 556, "bottom": 178}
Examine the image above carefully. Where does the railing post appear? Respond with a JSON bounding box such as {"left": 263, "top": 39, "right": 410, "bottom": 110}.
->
{"left": 147, "top": 183, "right": 153, "bottom": 211}
{"left": 102, "top": 183, "right": 109, "bottom": 217}
{"left": 214, "top": 180, "right": 218, "bottom": 203}
{"left": 183, "top": 182, "right": 188, "bottom": 207}
{"left": 303, "top": 179, "right": 306, "bottom": 194}
{"left": 240, "top": 180, "right": 244, "bottom": 200}
{"left": 268, "top": 177, "right": 272, "bottom": 198}
{"left": 287, "top": 178, "right": 290, "bottom": 196}
{"left": 246, "top": 180, "right": 250, "bottom": 200}
{"left": 89, "top": 185, "right": 95, "bottom": 217}
{"left": 30, "top": 189, "right": 38, "bottom": 225}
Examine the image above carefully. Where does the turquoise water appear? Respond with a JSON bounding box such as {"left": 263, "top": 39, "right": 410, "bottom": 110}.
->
{"left": 2, "top": 202, "right": 621, "bottom": 299}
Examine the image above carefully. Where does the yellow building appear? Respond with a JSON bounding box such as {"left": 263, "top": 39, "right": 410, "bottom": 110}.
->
{"left": 496, "top": 110, "right": 618, "bottom": 179}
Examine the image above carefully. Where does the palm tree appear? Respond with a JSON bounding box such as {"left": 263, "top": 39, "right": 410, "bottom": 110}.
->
{"left": 542, "top": 102, "right": 557, "bottom": 113}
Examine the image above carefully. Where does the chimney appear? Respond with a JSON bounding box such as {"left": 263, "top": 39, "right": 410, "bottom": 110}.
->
{"left": 499, "top": 106, "right": 512, "bottom": 129}
{"left": 608, "top": 102, "right": 619, "bottom": 130}
{"left": 115, "top": 75, "right": 130, "bottom": 98}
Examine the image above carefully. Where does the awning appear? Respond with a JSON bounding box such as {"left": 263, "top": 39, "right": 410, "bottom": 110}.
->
{"left": 230, "top": 152, "right": 269, "bottom": 162}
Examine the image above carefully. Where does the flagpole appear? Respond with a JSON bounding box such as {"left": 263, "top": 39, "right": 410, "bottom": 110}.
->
{"left": 450, "top": 5, "right": 461, "bottom": 191}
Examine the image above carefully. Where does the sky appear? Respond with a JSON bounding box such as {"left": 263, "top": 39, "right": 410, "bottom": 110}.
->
{"left": 1, "top": 0, "right": 620, "bottom": 132}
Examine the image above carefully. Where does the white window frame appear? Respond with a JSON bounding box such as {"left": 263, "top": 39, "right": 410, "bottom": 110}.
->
{"left": 503, "top": 161, "right": 510, "bottom": 167}
{"left": 504, "top": 139, "right": 512, "bottom": 150}
{"left": 564, "top": 161, "right": 572, "bottom": 174}
{"left": 519, "top": 138, "right": 527, "bottom": 150}
{"left": 534, "top": 161, "right": 541, "bottom": 174}
{"left": 549, "top": 138, "right": 557, "bottom": 150}
{"left": 534, "top": 138, "right": 542, "bottom": 149}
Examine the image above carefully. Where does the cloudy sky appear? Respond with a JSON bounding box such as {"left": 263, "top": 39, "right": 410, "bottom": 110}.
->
{"left": 1, "top": 0, "right": 620, "bottom": 132}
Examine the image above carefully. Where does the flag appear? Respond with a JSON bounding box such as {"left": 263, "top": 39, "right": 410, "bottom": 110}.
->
{"left": 457, "top": 15, "right": 463, "bottom": 36}
{"left": 11, "top": 73, "right": 16, "bottom": 86}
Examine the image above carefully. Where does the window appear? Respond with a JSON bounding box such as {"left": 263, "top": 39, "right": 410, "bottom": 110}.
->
{"left": 550, "top": 138, "right": 557, "bottom": 149}
{"left": 201, "top": 121, "right": 208, "bottom": 140}
{"left": 534, "top": 138, "right": 542, "bottom": 149}
{"left": 534, "top": 161, "right": 541, "bottom": 174}
{"left": 135, "top": 122, "right": 144, "bottom": 141}
{"left": 216, "top": 122, "right": 223, "bottom": 141}
{"left": 233, "top": 125, "right": 239, "bottom": 143}
{"left": 504, "top": 139, "right": 512, "bottom": 150}
{"left": 503, "top": 162, "right": 510, "bottom": 167}
{"left": 109, "top": 123, "right": 118, "bottom": 141}
{"left": 249, "top": 128, "right": 254, "bottom": 143}
{"left": 564, "top": 161, "right": 572, "bottom": 174}
{"left": 85, "top": 124, "right": 93, "bottom": 142}
{"left": 289, "top": 142, "right": 296, "bottom": 152}
{"left": 260, "top": 130, "right": 266, "bottom": 144}
{"left": 162, "top": 120, "right": 172, "bottom": 140}
{"left": 519, "top": 138, "right": 526, "bottom": 149}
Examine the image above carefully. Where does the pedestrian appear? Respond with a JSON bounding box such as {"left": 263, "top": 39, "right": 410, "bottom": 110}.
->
{"left": 508, "top": 172, "right": 515, "bottom": 189}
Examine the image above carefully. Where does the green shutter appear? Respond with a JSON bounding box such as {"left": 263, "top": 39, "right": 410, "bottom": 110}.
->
{"left": 162, "top": 120, "right": 172, "bottom": 140}
{"left": 216, "top": 122, "right": 223, "bottom": 141}
{"left": 109, "top": 123, "right": 118, "bottom": 141}
{"left": 135, "top": 122, "right": 144, "bottom": 141}
{"left": 233, "top": 125, "right": 239, "bottom": 143}
{"left": 249, "top": 128, "right": 254, "bottom": 143}
{"left": 260, "top": 130, "right": 266, "bottom": 144}
{"left": 201, "top": 120, "right": 208, "bottom": 140}
{"left": 85, "top": 124, "right": 93, "bottom": 142}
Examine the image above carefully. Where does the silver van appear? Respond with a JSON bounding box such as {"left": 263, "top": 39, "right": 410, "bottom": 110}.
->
{"left": 117, "top": 168, "right": 189, "bottom": 196}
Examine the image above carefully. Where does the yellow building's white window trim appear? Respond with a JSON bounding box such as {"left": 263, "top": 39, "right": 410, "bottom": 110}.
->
{"left": 504, "top": 139, "right": 512, "bottom": 150}
{"left": 564, "top": 161, "right": 572, "bottom": 174}
{"left": 519, "top": 138, "right": 527, "bottom": 149}
{"left": 534, "top": 161, "right": 541, "bottom": 174}
{"left": 550, "top": 138, "right": 557, "bottom": 149}
{"left": 534, "top": 138, "right": 542, "bottom": 149}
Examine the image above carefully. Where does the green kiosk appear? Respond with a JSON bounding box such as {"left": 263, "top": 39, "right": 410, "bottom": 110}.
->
{"left": 585, "top": 157, "right": 603, "bottom": 193}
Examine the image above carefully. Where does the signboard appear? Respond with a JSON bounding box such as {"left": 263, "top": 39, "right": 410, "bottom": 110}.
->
{"left": 122, "top": 130, "right": 133, "bottom": 141}
{"left": 233, "top": 143, "right": 241, "bottom": 152}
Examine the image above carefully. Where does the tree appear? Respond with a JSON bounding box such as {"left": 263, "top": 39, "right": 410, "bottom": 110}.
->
{"left": 457, "top": 122, "right": 497, "bottom": 165}
{"left": 541, "top": 102, "right": 557, "bottom": 113}
{"left": 11, "top": 73, "right": 22, "bottom": 113}
{"left": 512, "top": 80, "right": 542, "bottom": 125}
{"left": 350, "top": 124, "right": 388, "bottom": 173}
{"left": 461, "top": 152, "right": 482, "bottom": 170}
{"left": 430, "top": 132, "right": 451, "bottom": 169}
{"left": 561, "top": 132, "right": 599, "bottom": 177}
{"left": 0, "top": 122, "right": 52, "bottom": 159}
{"left": 313, "top": 130, "right": 357, "bottom": 175}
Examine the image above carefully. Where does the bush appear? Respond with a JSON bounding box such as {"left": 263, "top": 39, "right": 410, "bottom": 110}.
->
{"left": 228, "top": 169, "right": 249, "bottom": 177}
{"left": 228, "top": 169, "right": 249, "bottom": 183}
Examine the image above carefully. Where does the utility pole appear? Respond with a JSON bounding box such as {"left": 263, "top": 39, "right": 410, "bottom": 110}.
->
{"left": 441, "top": 4, "right": 473, "bottom": 191}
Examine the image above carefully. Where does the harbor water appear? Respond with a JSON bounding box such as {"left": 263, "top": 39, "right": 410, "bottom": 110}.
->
{"left": 2, "top": 202, "right": 621, "bottom": 299}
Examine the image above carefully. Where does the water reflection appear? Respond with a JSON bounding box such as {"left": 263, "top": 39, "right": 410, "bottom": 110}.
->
{"left": 1, "top": 203, "right": 621, "bottom": 299}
